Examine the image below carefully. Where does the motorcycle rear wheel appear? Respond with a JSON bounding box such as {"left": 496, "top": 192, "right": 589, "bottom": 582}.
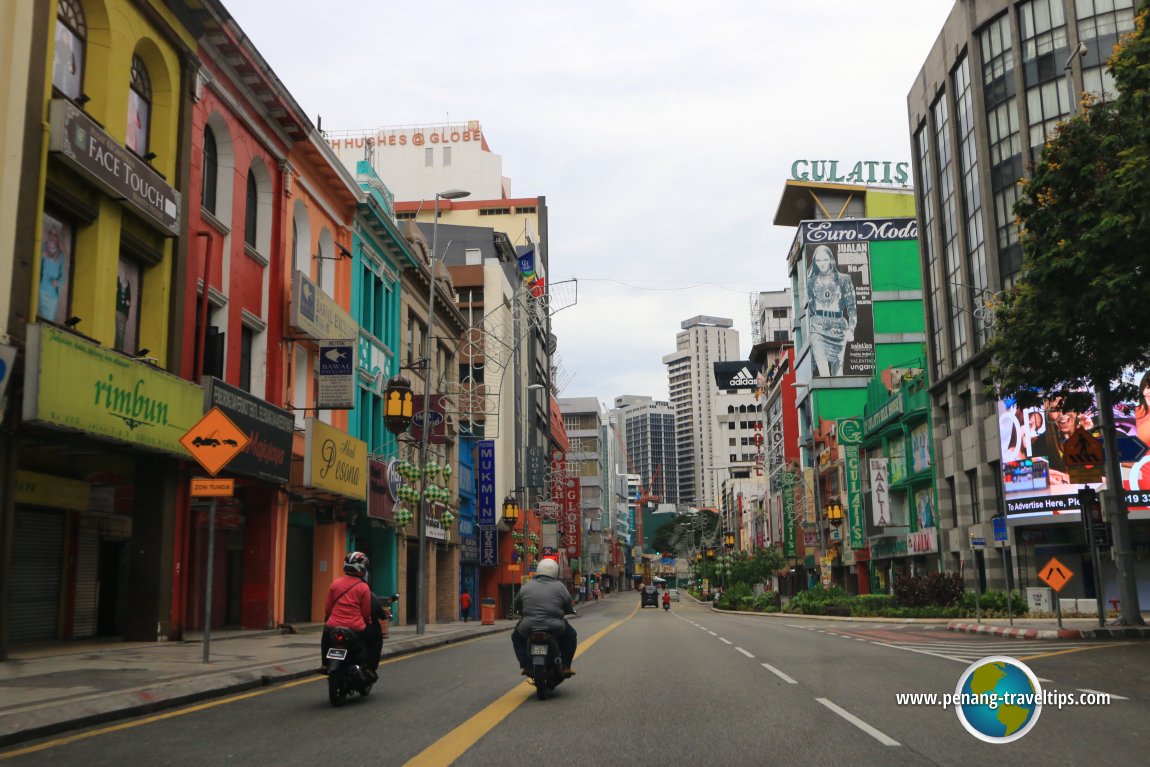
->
{"left": 533, "top": 666, "right": 549, "bottom": 700}
{"left": 328, "top": 675, "right": 347, "bottom": 707}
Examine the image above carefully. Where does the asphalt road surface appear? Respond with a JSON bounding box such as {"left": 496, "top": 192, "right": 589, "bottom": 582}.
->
{"left": 1, "top": 595, "right": 1145, "bottom": 766}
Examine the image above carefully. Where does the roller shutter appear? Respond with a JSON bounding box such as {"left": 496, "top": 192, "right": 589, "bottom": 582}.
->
{"left": 9, "top": 509, "right": 65, "bottom": 643}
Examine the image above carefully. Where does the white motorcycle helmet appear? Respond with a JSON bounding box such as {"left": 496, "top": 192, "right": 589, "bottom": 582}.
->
{"left": 536, "top": 558, "right": 560, "bottom": 579}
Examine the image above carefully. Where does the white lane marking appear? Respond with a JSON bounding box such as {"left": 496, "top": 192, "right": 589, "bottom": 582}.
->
{"left": 760, "top": 662, "right": 797, "bottom": 684}
{"left": 816, "top": 698, "right": 900, "bottom": 746}
{"left": 1078, "top": 688, "right": 1127, "bottom": 700}
{"left": 708, "top": 631, "right": 718, "bottom": 636}
{"left": 719, "top": 637, "right": 733, "bottom": 645}
{"left": 736, "top": 647, "right": 755, "bottom": 658}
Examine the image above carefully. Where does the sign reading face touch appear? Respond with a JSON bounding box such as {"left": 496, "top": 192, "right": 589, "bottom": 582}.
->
{"left": 47, "top": 100, "right": 180, "bottom": 235}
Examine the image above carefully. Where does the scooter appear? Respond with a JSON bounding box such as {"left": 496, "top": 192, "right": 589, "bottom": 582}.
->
{"left": 663, "top": 599, "right": 671, "bottom": 612}
{"left": 525, "top": 626, "right": 567, "bottom": 701}
{"left": 324, "top": 626, "right": 374, "bottom": 707}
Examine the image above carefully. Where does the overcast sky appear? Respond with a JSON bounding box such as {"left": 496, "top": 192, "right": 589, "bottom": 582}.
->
{"left": 224, "top": 0, "right": 955, "bottom": 406}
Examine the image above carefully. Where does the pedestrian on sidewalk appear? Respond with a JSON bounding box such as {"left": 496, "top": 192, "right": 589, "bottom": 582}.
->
{"left": 460, "top": 590, "right": 471, "bottom": 622}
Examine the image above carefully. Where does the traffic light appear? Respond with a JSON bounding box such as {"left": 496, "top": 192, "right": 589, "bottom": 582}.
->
{"left": 1077, "top": 487, "right": 1111, "bottom": 547}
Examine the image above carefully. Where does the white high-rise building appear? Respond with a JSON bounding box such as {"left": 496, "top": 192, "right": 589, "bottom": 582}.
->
{"left": 662, "top": 316, "right": 740, "bottom": 508}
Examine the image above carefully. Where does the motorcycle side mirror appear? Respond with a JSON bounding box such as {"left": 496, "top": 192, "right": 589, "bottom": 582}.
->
{"left": 390, "top": 593, "right": 400, "bottom": 602}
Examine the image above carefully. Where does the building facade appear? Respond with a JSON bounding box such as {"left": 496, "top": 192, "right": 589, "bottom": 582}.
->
{"left": 776, "top": 180, "right": 923, "bottom": 594}
{"left": 909, "top": 0, "right": 1146, "bottom": 604}
{"left": 662, "top": 315, "right": 741, "bottom": 508}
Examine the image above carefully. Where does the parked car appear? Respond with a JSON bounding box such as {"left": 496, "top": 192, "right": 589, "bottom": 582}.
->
{"left": 640, "top": 585, "right": 659, "bottom": 607}
{"left": 668, "top": 589, "right": 680, "bottom": 602}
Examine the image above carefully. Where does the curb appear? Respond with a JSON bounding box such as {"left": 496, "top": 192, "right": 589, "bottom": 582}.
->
{"left": 0, "top": 624, "right": 509, "bottom": 750}
{"left": 946, "top": 622, "right": 1084, "bottom": 640}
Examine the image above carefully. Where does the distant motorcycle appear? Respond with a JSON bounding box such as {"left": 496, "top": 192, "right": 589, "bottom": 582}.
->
{"left": 324, "top": 626, "right": 374, "bottom": 707}
{"left": 663, "top": 599, "right": 670, "bottom": 612}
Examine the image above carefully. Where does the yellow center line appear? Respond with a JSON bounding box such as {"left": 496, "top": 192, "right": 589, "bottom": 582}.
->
{"left": 1015, "top": 642, "right": 1131, "bottom": 661}
{"left": 403, "top": 606, "right": 638, "bottom": 767}
{"left": 0, "top": 634, "right": 493, "bottom": 761}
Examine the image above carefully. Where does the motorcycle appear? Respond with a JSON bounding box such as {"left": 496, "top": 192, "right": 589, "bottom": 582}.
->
{"left": 662, "top": 599, "right": 670, "bottom": 612}
{"left": 525, "top": 625, "right": 567, "bottom": 701}
{"left": 324, "top": 625, "right": 374, "bottom": 707}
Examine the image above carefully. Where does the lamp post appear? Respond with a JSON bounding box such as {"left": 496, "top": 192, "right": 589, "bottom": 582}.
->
{"left": 414, "top": 188, "right": 469, "bottom": 635}
{"left": 503, "top": 493, "right": 521, "bottom": 608}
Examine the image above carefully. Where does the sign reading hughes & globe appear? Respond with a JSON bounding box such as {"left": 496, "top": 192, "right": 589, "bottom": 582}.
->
{"left": 203, "top": 378, "right": 294, "bottom": 483}
{"left": 47, "top": 100, "right": 180, "bottom": 236}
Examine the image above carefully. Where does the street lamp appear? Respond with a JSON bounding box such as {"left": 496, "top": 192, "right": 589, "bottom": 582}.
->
{"left": 824, "top": 499, "right": 845, "bottom": 527}
{"left": 415, "top": 188, "right": 470, "bottom": 635}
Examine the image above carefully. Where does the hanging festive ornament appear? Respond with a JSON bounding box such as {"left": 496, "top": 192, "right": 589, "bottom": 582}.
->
{"left": 441, "top": 464, "right": 453, "bottom": 480}
{"left": 440, "top": 510, "right": 455, "bottom": 527}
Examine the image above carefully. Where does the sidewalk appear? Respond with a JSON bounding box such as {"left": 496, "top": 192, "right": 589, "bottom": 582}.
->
{"left": 945, "top": 613, "right": 1150, "bottom": 640}
{"left": 0, "top": 617, "right": 512, "bottom": 749}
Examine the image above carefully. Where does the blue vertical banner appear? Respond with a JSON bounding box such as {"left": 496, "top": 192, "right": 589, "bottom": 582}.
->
{"left": 479, "top": 526, "right": 497, "bottom": 567}
{"left": 478, "top": 439, "right": 495, "bottom": 526}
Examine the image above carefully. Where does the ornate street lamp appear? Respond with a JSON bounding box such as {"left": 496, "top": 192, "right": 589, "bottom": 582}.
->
{"left": 383, "top": 374, "right": 414, "bottom": 435}
{"left": 824, "top": 499, "right": 845, "bottom": 527}
{"left": 502, "top": 493, "right": 520, "bottom": 528}
{"left": 724, "top": 530, "right": 735, "bottom": 549}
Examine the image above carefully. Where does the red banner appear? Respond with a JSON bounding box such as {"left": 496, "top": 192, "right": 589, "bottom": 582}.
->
{"left": 552, "top": 452, "right": 582, "bottom": 567}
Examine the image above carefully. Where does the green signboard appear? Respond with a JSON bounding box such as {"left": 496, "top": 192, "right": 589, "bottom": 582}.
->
{"left": 838, "top": 418, "right": 865, "bottom": 549}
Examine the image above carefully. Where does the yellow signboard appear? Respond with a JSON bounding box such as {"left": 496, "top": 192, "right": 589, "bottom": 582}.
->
{"left": 191, "top": 478, "right": 235, "bottom": 497}
{"left": 179, "top": 407, "right": 249, "bottom": 476}
{"left": 22, "top": 324, "right": 202, "bottom": 455}
{"left": 303, "top": 418, "right": 367, "bottom": 500}
{"left": 14, "top": 470, "right": 90, "bottom": 511}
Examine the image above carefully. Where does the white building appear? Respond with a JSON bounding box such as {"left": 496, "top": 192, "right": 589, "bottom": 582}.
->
{"left": 662, "top": 315, "right": 741, "bottom": 508}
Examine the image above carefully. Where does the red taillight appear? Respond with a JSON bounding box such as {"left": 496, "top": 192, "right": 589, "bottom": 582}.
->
{"left": 529, "top": 631, "right": 550, "bottom": 643}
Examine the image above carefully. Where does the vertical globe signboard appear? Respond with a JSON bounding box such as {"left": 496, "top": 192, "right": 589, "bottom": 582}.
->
{"left": 837, "top": 417, "right": 865, "bottom": 550}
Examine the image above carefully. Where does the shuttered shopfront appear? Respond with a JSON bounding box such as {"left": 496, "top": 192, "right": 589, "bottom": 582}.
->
{"left": 9, "top": 509, "right": 65, "bottom": 643}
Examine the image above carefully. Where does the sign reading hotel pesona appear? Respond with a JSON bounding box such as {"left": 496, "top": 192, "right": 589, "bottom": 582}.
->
{"left": 23, "top": 324, "right": 202, "bottom": 455}
{"left": 303, "top": 418, "right": 367, "bottom": 500}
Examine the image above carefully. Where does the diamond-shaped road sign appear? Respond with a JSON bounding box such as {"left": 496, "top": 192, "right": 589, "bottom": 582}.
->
{"left": 179, "top": 407, "right": 249, "bottom": 476}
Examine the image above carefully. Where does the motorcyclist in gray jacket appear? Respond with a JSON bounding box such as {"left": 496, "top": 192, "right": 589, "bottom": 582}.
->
{"left": 512, "top": 557, "right": 578, "bottom": 676}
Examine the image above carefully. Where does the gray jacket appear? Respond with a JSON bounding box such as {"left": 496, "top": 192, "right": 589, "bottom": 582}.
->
{"left": 513, "top": 575, "right": 574, "bottom": 636}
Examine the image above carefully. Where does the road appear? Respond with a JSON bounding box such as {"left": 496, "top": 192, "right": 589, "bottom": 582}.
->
{"left": 1, "top": 595, "right": 1144, "bottom": 766}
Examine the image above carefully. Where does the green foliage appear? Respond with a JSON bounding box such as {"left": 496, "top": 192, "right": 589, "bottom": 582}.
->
{"left": 654, "top": 509, "right": 721, "bottom": 557}
{"left": 849, "top": 594, "right": 896, "bottom": 616}
{"left": 961, "top": 590, "right": 1029, "bottom": 617}
{"left": 715, "top": 582, "right": 752, "bottom": 610}
{"left": 728, "top": 548, "right": 787, "bottom": 587}
{"left": 989, "top": 4, "right": 1150, "bottom": 403}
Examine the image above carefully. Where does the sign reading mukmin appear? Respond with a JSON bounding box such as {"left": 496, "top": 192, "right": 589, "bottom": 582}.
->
{"left": 303, "top": 418, "right": 367, "bottom": 500}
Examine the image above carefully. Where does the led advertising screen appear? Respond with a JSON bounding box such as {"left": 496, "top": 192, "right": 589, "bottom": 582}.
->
{"left": 997, "top": 379, "right": 1150, "bottom": 517}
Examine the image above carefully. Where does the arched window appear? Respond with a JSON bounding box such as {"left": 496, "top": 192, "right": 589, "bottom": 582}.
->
{"left": 244, "top": 169, "right": 258, "bottom": 248}
{"left": 202, "top": 126, "right": 218, "bottom": 214}
{"left": 126, "top": 55, "right": 152, "bottom": 156}
{"left": 53, "top": 0, "right": 87, "bottom": 100}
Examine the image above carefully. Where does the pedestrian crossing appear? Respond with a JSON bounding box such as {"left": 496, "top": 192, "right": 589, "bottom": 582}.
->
{"left": 786, "top": 623, "right": 1103, "bottom": 665}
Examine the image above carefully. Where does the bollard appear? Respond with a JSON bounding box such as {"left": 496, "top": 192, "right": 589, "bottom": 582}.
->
{"left": 481, "top": 597, "right": 496, "bottom": 626}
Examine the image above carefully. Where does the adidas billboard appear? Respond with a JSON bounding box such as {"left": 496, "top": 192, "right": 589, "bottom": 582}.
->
{"left": 713, "top": 361, "right": 761, "bottom": 390}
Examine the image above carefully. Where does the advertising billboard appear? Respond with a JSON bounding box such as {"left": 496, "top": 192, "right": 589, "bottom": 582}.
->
{"left": 801, "top": 241, "right": 874, "bottom": 378}
{"left": 997, "top": 381, "right": 1150, "bottom": 517}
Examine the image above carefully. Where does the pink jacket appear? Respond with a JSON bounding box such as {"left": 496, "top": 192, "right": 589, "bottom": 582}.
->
{"left": 324, "top": 575, "right": 372, "bottom": 630}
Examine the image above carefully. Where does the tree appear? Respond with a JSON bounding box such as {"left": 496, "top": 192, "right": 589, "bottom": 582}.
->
{"left": 728, "top": 548, "right": 787, "bottom": 588}
{"left": 653, "top": 508, "right": 720, "bottom": 556}
{"left": 987, "top": 3, "right": 1150, "bottom": 624}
